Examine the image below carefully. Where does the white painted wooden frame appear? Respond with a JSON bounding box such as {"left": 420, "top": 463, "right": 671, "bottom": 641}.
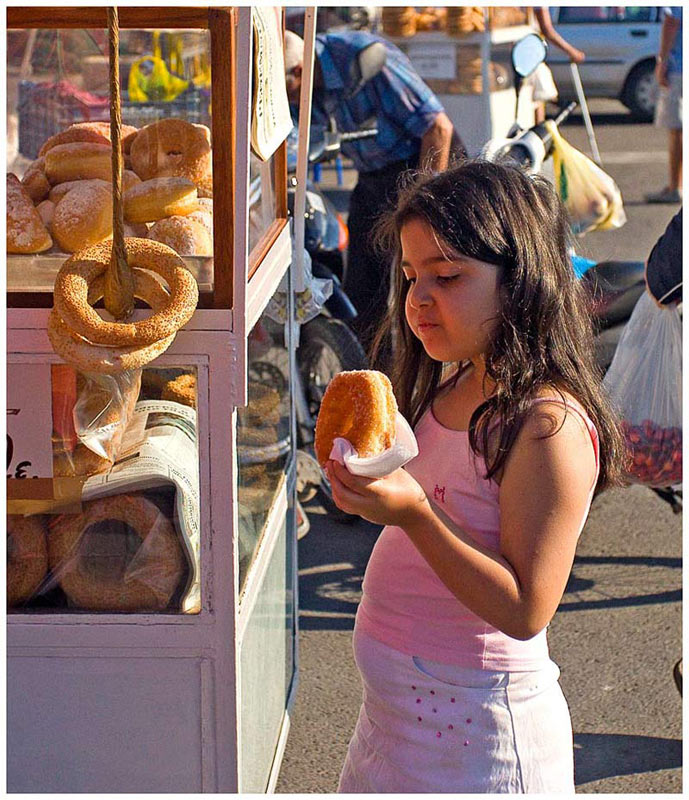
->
{"left": 6, "top": 6, "right": 308, "bottom": 792}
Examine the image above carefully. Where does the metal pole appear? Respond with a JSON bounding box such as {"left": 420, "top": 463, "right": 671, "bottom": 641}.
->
{"left": 293, "top": 7, "right": 317, "bottom": 293}
{"left": 570, "top": 61, "right": 602, "bottom": 165}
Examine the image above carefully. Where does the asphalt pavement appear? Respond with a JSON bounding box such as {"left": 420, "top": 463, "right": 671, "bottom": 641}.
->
{"left": 276, "top": 99, "right": 682, "bottom": 794}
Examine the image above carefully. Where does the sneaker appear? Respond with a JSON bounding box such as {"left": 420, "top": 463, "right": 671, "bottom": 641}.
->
{"left": 645, "top": 187, "right": 682, "bottom": 203}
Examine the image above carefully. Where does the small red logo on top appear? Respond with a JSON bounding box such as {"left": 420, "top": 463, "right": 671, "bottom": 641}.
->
{"left": 433, "top": 485, "right": 446, "bottom": 503}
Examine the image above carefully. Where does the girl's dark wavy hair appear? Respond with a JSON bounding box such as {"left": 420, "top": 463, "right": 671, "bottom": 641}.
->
{"left": 371, "top": 160, "right": 627, "bottom": 493}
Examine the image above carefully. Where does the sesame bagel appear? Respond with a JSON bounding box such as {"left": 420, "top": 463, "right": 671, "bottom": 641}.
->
{"left": 53, "top": 238, "right": 198, "bottom": 348}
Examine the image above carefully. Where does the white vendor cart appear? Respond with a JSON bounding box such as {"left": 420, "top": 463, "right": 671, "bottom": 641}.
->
{"left": 388, "top": 8, "right": 537, "bottom": 156}
{"left": 7, "top": 5, "right": 311, "bottom": 792}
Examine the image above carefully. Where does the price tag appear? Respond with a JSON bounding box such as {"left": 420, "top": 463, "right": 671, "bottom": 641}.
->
{"left": 7, "top": 363, "right": 54, "bottom": 479}
{"left": 407, "top": 43, "right": 457, "bottom": 80}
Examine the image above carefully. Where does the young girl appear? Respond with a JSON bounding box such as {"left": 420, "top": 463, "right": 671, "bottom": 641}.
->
{"left": 325, "top": 161, "right": 626, "bottom": 793}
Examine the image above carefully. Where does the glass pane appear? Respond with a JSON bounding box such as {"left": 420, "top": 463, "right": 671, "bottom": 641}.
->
{"left": 249, "top": 150, "right": 278, "bottom": 255}
{"left": 237, "top": 300, "right": 292, "bottom": 591}
{"left": 619, "top": 7, "right": 653, "bottom": 23}
{"left": 7, "top": 363, "right": 201, "bottom": 615}
{"left": 557, "top": 7, "right": 611, "bottom": 24}
{"left": 239, "top": 518, "right": 293, "bottom": 793}
{"left": 7, "top": 27, "right": 214, "bottom": 294}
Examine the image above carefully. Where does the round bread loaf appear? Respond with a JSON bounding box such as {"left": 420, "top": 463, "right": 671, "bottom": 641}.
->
{"left": 52, "top": 181, "right": 113, "bottom": 253}
{"left": 124, "top": 177, "right": 198, "bottom": 223}
{"left": 130, "top": 118, "right": 211, "bottom": 184}
{"left": 147, "top": 215, "right": 213, "bottom": 257}
{"left": 315, "top": 370, "right": 398, "bottom": 466}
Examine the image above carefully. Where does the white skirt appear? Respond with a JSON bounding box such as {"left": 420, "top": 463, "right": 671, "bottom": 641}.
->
{"left": 338, "top": 627, "right": 574, "bottom": 794}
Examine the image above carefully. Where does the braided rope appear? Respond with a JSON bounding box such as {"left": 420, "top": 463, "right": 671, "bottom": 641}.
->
{"left": 104, "top": 6, "right": 135, "bottom": 320}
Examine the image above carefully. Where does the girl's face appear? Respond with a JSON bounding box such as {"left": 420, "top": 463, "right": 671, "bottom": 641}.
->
{"left": 401, "top": 218, "right": 503, "bottom": 365}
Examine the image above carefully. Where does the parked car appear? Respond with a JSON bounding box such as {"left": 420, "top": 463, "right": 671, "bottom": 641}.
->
{"left": 547, "top": 6, "right": 662, "bottom": 120}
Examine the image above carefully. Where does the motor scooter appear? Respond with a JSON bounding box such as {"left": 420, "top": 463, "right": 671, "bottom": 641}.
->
{"left": 286, "top": 41, "right": 389, "bottom": 516}
{"left": 482, "top": 35, "right": 681, "bottom": 513}
{"left": 481, "top": 35, "right": 647, "bottom": 373}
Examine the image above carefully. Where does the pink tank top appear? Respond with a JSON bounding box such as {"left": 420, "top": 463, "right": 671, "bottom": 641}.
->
{"left": 356, "top": 396, "right": 600, "bottom": 671}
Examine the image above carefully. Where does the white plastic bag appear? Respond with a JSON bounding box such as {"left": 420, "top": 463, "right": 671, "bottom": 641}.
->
{"left": 603, "top": 292, "right": 682, "bottom": 487}
{"left": 74, "top": 370, "right": 142, "bottom": 462}
{"left": 531, "top": 62, "right": 558, "bottom": 103}
{"left": 545, "top": 120, "right": 626, "bottom": 235}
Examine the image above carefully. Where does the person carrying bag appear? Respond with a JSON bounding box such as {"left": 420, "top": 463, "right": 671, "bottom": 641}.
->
{"left": 603, "top": 209, "right": 682, "bottom": 487}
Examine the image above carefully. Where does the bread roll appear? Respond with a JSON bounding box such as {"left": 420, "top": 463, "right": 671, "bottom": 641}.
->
{"left": 44, "top": 142, "right": 113, "bottom": 184}
{"left": 7, "top": 174, "right": 53, "bottom": 253}
{"left": 39, "top": 121, "right": 139, "bottom": 157}
{"left": 52, "top": 181, "right": 113, "bottom": 253}
{"left": 21, "top": 157, "right": 51, "bottom": 202}
{"left": 37, "top": 199, "right": 55, "bottom": 232}
{"left": 124, "top": 177, "right": 199, "bottom": 223}
{"left": 49, "top": 170, "right": 139, "bottom": 204}
{"left": 147, "top": 215, "right": 213, "bottom": 257}
{"left": 314, "top": 370, "right": 398, "bottom": 466}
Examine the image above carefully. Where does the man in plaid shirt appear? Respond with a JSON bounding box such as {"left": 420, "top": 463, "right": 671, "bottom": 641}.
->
{"left": 285, "top": 30, "right": 463, "bottom": 361}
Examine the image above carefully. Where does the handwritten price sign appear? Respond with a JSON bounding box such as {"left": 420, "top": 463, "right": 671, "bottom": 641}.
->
{"left": 7, "top": 363, "right": 54, "bottom": 479}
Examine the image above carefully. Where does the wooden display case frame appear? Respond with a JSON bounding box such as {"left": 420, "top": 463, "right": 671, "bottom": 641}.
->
{"left": 7, "top": 6, "right": 289, "bottom": 310}
{"left": 7, "top": 7, "right": 301, "bottom": 792}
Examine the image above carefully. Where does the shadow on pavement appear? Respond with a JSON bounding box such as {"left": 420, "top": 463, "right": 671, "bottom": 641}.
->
{"left": 297, "top": 500, "right": 380, "bottom": 630}
{"left": 298, "top": 502, "right": 682, "bottom": 629}
{"left": 574, "top": 732, "right": 682, "bottom": 785}
{"left": 561, "top": 552, "right": 682, "bottom": 612}
{"left": 559, "top": 109, "right": 646, "bottom": 128}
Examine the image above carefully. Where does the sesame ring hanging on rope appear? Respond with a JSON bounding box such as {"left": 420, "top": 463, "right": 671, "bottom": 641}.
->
{"left": 52, "top": 238, "right": 198, "bottom": 348}
{"left": 48, "top": 266, "right": 178, "bottom": 374}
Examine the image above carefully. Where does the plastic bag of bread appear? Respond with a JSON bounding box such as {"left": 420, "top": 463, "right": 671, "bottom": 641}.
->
{"left": 73, "top": 370, "right": 142, "bottom": 462}
{"left": 46, "top": 492, "right": 186, "bottom": 611}
{"left": 52, "top": 367, "right": 141, "bottom": 477}
{"left": 315, "top": 370, "right": 418, "bottom": 478}
{"left": 545, "top": 121, "right": 626, "bottom": 236}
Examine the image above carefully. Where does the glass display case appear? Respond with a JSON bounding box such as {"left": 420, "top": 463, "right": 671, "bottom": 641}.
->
{"left": 9, "top": 363, "right": 200, "bottom": 615}
{"left": 7, "top": 8, "right": 289, "bottom": 308}
{"left": 7, "top": 6, "right": 302, "bottom": 793}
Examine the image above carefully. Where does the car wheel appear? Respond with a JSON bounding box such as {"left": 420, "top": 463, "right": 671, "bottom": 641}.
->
{"left": 622, "top": 60, "right": 657, "bottom": 121}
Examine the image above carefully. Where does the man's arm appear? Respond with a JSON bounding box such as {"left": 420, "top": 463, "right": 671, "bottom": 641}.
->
{"left": 655, "top": 11, "right": 681, "bottom": 88}
{"left": 419, "top": 112, "right": 454, "bottom": 172}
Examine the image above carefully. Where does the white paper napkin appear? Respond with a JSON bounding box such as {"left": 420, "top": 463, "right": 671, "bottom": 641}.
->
{"left": 328, "top": 412, "right": 419, "bottom": 477}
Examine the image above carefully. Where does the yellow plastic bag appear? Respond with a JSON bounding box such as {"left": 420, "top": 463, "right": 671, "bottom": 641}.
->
{"left": 545, "top": 120, "right": 626, "bottom": 236}
{"left": 127, "top": 56, "right": 189, "bottom": 103}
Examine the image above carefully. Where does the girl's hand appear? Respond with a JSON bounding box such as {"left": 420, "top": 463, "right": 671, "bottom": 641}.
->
{"left": 325, "top": 459, "right": 431, "bottom": 528}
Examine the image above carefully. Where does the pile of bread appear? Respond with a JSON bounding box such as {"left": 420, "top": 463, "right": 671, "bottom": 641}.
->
{"left": 7, "top": 118, "right": 214, "bottom": 259}
{"left": 382, "top": 7, "right": 527, "bottom": 37}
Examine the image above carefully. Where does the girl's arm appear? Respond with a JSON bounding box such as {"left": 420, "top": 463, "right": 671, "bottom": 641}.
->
{"left": 327, "top": 402, "right": 596, "bottom": 640}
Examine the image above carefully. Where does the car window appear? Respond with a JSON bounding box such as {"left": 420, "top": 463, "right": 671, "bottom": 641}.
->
{"left": 556, "top": 7, "right": 654, "bottom": 24}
